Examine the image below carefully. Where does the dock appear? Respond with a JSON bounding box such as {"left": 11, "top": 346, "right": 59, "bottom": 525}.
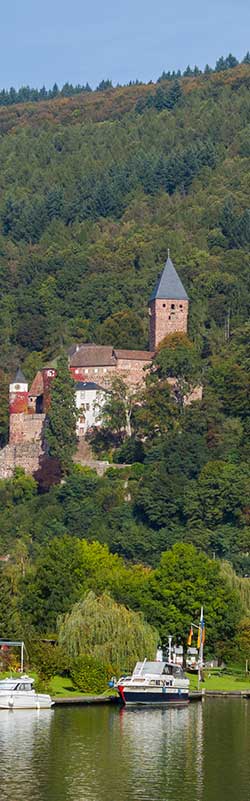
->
{"left": 52, "top": 690, "right": 250, "bottom": 705}
{"left": 52, "top": 694, "right": 120, "bottom": 706}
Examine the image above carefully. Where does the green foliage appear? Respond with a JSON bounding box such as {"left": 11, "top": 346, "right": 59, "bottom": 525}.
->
{"left": 97, "top": 310, "right": 145, "bottom": 349}
{"left": 70, "top": 654, "right": 112, "bottom": 694}
{"left": 0, "top": 568, "right": 21, "bottom": 637}
{"left": 96, "top": 376, "right": 138, "bottom": 440}
{"left": 2, "top": 67, "right": 250, "bottom": 656}
{"left": 46, "top": 355, "right": 77, "bottom": 475}
{"left": 58, "top": 591, "right": 159, "bottom": 673}
{"left": 142, "top": 543, "right": 242, "bottom": 649}
{"left": 31, "top": 642, "right": 70, "bottom": 681}
{"left": 153, "top": 334, "right": 201, "bottom": 408}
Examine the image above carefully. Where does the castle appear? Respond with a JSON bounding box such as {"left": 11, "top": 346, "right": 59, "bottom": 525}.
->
{"left": 0, "top": 255, "right": 197, "bottom": 480}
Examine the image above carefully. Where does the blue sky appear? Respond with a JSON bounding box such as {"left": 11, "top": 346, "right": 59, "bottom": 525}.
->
{"left": 2, "top": 0, "right": 250, "bottom": 88}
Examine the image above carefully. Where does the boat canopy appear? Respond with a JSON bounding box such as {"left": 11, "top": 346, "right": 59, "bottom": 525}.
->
{"left": 132, "top": 661, "right": 184, "bottom": 678}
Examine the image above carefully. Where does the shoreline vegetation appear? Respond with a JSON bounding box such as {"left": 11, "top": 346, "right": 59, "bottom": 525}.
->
{"left": 1, "top": 669, "right": 250, "bottom": 698}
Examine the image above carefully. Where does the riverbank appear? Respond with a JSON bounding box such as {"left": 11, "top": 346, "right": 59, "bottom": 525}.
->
{"left": 52, "top": 690, "right": 250, "bottom": 705}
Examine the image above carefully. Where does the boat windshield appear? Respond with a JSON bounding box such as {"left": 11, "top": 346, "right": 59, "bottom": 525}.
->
{"left": 0, "top": 680, "right": 20, "bottom": 691}
{"left": 0, "top": 675, "right": 34, "bottom": 692}
{"left": 163, "top": 664, "right": 184, "bottom": 677}
{"left": 133, "top": 662, "right": 164, "bottom": 677}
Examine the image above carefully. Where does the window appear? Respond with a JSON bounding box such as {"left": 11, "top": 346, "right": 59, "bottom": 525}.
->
{"left": 104, "top": 368, "right": 107, "bottom": 373}
{"left": 85, "top": 369, "right": 88, "bottom": 374}
{"left": 179, "top": 304, "right": 183, "bottom": 309}
{"left": 94, "top": 368, "right": 98, "bottom": 374}
{"left": 171, "top": 303, "right": 175, "bottom": 310}
{"left": 162, "top": 303, "right": 166, "bottom": 308}
{"left": 80, "top": 392, "right": 85, "bottom": 401}
{"left": 86, "top": 403, "right": 90, "bottom": 411}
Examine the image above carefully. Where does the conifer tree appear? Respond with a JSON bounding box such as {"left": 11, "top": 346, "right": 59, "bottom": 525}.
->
{"left": 46, "top": 355, "right": 77, "bottom": 475}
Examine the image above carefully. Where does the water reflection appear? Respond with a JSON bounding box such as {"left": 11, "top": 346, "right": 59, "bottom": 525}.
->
{"left": 0, "top": 709, "right": 53, "bottom": 801}
{"left": 0, "top": 701, "right": 249, "bottom": 801}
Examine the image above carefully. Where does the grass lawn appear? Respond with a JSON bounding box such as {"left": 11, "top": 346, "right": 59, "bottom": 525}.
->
{"left": 188, "top": 671, "right": 250, "bottom": 692}
{"left": 50, "top": 675, "right": 85, "bottom": 696}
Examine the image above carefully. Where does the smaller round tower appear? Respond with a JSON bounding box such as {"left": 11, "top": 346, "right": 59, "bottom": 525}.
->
{"left": 9, "top": 368, "right": 28, "bottom": 415}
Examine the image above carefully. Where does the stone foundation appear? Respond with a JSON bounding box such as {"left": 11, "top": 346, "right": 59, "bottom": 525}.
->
{"left": 0, "top": 442, "right": 43, "bottom": 479}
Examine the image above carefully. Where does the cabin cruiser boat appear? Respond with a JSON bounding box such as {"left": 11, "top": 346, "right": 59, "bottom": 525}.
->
{"left": 0, "top": 675, "right": 54, "bottom": 709}
{"left": 116, "top": 659, "right": 189, "bottom": 706}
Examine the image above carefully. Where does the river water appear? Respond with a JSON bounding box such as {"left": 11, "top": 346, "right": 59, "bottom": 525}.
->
{"left": 0, "top": 700, "right": 249, "bottom": 801}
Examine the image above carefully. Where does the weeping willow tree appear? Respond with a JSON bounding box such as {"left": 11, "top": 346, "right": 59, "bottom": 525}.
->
{"left": 221, "top": 562, "right": 250, "bottom": 614}
{"left": 58, "top": 591, "right": 158, "bottom": 673}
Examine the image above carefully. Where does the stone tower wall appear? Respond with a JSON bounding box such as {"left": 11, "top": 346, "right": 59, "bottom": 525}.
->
{"left": 149, "top": 298, "right": 189, "bottom": 350}
{"left": 9, "top": 414, "right": 45, "bottom": 445}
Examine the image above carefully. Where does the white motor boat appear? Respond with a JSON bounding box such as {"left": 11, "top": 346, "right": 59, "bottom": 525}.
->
{"left": 0, "top": 675, "right": 54, "bottom": 709}
{"left": 116, "top": 660, "right": 190, "bottom": 706}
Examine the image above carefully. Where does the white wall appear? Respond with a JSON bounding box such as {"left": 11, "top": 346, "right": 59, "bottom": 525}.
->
{"left": 75, "top": 388, "right": 106, "bottom": 436}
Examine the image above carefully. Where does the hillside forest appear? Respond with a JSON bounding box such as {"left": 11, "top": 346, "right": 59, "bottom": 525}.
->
{"left": 1, "top": 61, "right": 250, "bottom": 669}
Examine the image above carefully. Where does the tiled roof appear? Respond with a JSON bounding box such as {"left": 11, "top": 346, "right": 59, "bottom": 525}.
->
{"left": 150, "top": 256, "right": 189, "bottom": 301}
{"left": 29, "top": 371, "right": 44, "bottom": 396}
{"left": 70, "top": 345, "right": 116, "bottom": 367}
{"left": 115, "top": 349, "right": 154, "bottom": 361}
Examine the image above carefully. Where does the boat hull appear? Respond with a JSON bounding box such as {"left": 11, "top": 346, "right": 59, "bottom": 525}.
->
{"left": 0, "top": 694, "right": 54, "bottom": 710}
{"left": 117, "top": 687, "right": 189, "bottom": 706}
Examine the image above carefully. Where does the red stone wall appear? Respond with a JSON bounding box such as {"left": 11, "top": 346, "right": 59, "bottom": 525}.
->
{"left": 70, "top": 365, "right": 117, "bottom": 387}
{"left": 70, "top": 360, "right": 151, "bottom": 388}
{"left": 149, "top": 298, "right": 189, "bottom": 350}
{"left": 115, "top": 358, "right": 151, "bottom": 386}
{"left": 9, "top": 414, "right": 45, "bottom": 445}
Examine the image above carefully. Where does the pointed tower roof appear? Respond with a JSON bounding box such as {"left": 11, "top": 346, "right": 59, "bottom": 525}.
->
{"left": 14, "top": 367, "right": 27, "bottom": 383}
{"left": 150, "top": 255, "right": 189, "bottom": 302}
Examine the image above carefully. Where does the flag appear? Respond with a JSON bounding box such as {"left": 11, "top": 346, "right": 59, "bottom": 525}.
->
{"left": 197, "top": 609, "right": 205, "bottom": 649}
{"left": 187, "top": 626, "right": 193, "bottom": 646}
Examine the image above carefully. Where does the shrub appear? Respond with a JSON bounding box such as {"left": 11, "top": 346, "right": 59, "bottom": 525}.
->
{"left": 70, "top": 654, "right": 112, "bottom": 694}
{"left": 32, "top": 642, "right": 70, "bottom": 681}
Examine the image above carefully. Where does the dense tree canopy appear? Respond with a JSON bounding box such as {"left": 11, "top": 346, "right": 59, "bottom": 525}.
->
{"left": 1, "top": 65, "right": 250, "bottom": 662}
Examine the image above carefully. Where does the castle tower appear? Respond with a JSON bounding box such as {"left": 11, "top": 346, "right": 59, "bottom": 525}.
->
{"left": 9, "top": 368, "right": 28, "bottom": 415}
{"left": 149, "top": 254, "right": 189, "bottom": 350}
{"left": 42, "top": 367, "right": 57, "bottom": 412}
